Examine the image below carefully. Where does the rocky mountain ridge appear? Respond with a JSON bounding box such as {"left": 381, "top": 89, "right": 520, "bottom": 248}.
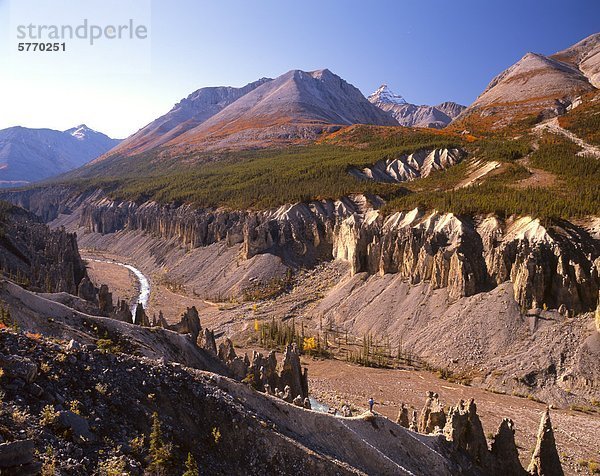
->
{"left": 0, "top": 125, "right": 120, "bottom": 186}
{"left": 98, "top": 69, "right": 397, "bottom": 158}
{"left": 105, "top": 77, "right": 273, "bottom": 158}
{"left": 368, "top": 84, "right": 466, "bottom": 128}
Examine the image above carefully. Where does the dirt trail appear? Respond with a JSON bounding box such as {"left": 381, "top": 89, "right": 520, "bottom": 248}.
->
{"left": 534, "top": 117, "right": 600, "bottom": 158}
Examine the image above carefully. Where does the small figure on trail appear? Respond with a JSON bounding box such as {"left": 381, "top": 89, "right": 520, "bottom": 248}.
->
{"left": 368, "top": 397, "right": 374, "bottom": 413}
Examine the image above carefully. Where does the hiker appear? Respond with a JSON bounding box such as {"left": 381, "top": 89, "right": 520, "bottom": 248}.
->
{"left": 368, "top": 397, "right": 374, "bottom": 412}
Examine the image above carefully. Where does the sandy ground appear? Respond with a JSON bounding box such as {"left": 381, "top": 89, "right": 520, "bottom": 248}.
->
{"left": 300, "top": 357, "right": 599, "bottom": 475}
{"left": 83, "top": 255, "right": 139, "bottom": 306}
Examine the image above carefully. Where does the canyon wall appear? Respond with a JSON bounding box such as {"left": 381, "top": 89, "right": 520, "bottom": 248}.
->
{"left": 3, "top": 187, "right": 600, "bottom": 314}
{"left": 0, "top": 202, "right": 87, "bottom": 295}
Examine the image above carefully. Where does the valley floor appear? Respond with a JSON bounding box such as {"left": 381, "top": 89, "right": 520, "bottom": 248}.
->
{"left": 302, "top": 358, "right": 600, "bottom": 475}
{"left": 81, "top": 250, "right": 599, "bottom": 475}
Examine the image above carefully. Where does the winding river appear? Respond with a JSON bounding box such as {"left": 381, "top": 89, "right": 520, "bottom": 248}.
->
{"left": 88, "top": 258, "right": 151, "bottom": 314}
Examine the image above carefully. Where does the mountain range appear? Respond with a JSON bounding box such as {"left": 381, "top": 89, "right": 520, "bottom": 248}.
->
{"left": 103, "top": 69, "right": 398, "bottom": 158}
{"left": 0, "top": 125, "right": 120, "bottom": 187}
{"left": 367, "top": 84, "right": 465, "bottom": 128}
{"left": 4, "top": 33, "right": 600, "bottom": 185}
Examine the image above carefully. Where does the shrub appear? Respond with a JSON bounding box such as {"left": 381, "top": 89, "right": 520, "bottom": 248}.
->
{"left": 40, "top": 405, "right": 59, "bottom": 427}
{"left": 97, "top": 455, "right": 127, "bottom": 476}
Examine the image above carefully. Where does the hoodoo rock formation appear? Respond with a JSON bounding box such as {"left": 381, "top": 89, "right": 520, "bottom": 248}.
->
{"left": 349, "top": 148, "right": 466, "bottom": 183}
{"left": 412, "top": 392, "right": 565, "bottom": 476}
{"left": 528, "top": 409, "right": 564, "bottom": 476}
{"left": 30, "top": 189, "right": 597, "bottom": 315}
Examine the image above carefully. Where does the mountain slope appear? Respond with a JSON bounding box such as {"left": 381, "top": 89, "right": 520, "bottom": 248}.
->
{"left": 551, "top": 32, "right": 600, "bottom": 88}
{"left": 455, "top": 39, "right": 598, "bottom": 129}
{"left": 107, "top": 78, "right": 272, "bottom": 157}
{"left": 0, "top": 125, "right": 120, "bottom": 186}
{"left": 159, "top": 69, "right": 398, "bottom": 151}
{"left": 368, "top": 84, "right": 465, "bottom": 128}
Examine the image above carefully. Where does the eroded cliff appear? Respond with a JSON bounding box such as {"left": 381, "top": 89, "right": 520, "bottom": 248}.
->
{"left": 57, "top": 190, "right": 600, "bottom": 315}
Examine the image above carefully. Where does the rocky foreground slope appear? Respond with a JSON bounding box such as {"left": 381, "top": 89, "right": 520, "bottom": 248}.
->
{"left": 0, "top": 315, "right": 566, "bottom": 475}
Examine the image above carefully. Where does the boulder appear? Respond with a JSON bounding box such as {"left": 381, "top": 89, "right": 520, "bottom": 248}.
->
{"left": 0, "top": 355, "right": 37, "bottom": 383}
{"left": 0, "top": 439, "right": 41, "bottom": 475}
{"left": 57, "top": 411, "right": 93, "bottom": 442}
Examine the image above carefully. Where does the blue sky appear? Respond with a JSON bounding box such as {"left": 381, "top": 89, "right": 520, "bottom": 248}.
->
{"left": 0, "top": 0, "right": 598, "bottom": 137}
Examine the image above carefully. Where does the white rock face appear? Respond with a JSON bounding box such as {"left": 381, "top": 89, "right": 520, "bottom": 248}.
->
{"left": 349, "top": 148, "right": 465, "bottom": 183}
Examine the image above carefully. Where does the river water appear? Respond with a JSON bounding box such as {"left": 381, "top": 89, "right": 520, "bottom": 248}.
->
{"left": 87, "top": 258, "right": 150, "bottom": 314}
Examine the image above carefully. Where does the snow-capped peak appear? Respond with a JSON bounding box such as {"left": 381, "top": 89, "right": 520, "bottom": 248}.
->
{"left": 66, "top": 124, "right": 94, "bottom": 140}
{"left": 368, "top": 84, "right": 407, "bottom": 105}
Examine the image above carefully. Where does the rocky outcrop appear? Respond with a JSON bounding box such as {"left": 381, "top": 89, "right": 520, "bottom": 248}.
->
{"left": 201, "top": 328, "right": 218, "bottom": 355}
{"left": 111, "top": 300, "right": 133, "bottom": 324}
{"left": 528, "top": 409, "right": 564, "bottom": 476}
{"left": 414, "top": 393, "right": 563, "bottom": 476}
{"left": 418, "top": 391, "right": 446, "bottom": 434}
{"left": 134, "top": 303, "right": 150, "bottom": 327}
{"left": 167, "top": 306, "right": 201, "bottom": 345}
{"left": 0, "top": 204, "right": 87, "bottom": 296}
{"left": 396, "top": 403, "right": 410, "bottom": 428}
{"left": 349, "top": 148, "right": 466, "bottom": 183}
{"left": 442, "top": 398, "right": 488, "bottom": 467}
{"left": 97, "top": 284, "right": 114, "bottom": 315}
{"left": 219, "top": 343, "right": 309, "bottom": 401}
{"left": 490, "top": 419, "right": 526, "bottom": 476}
